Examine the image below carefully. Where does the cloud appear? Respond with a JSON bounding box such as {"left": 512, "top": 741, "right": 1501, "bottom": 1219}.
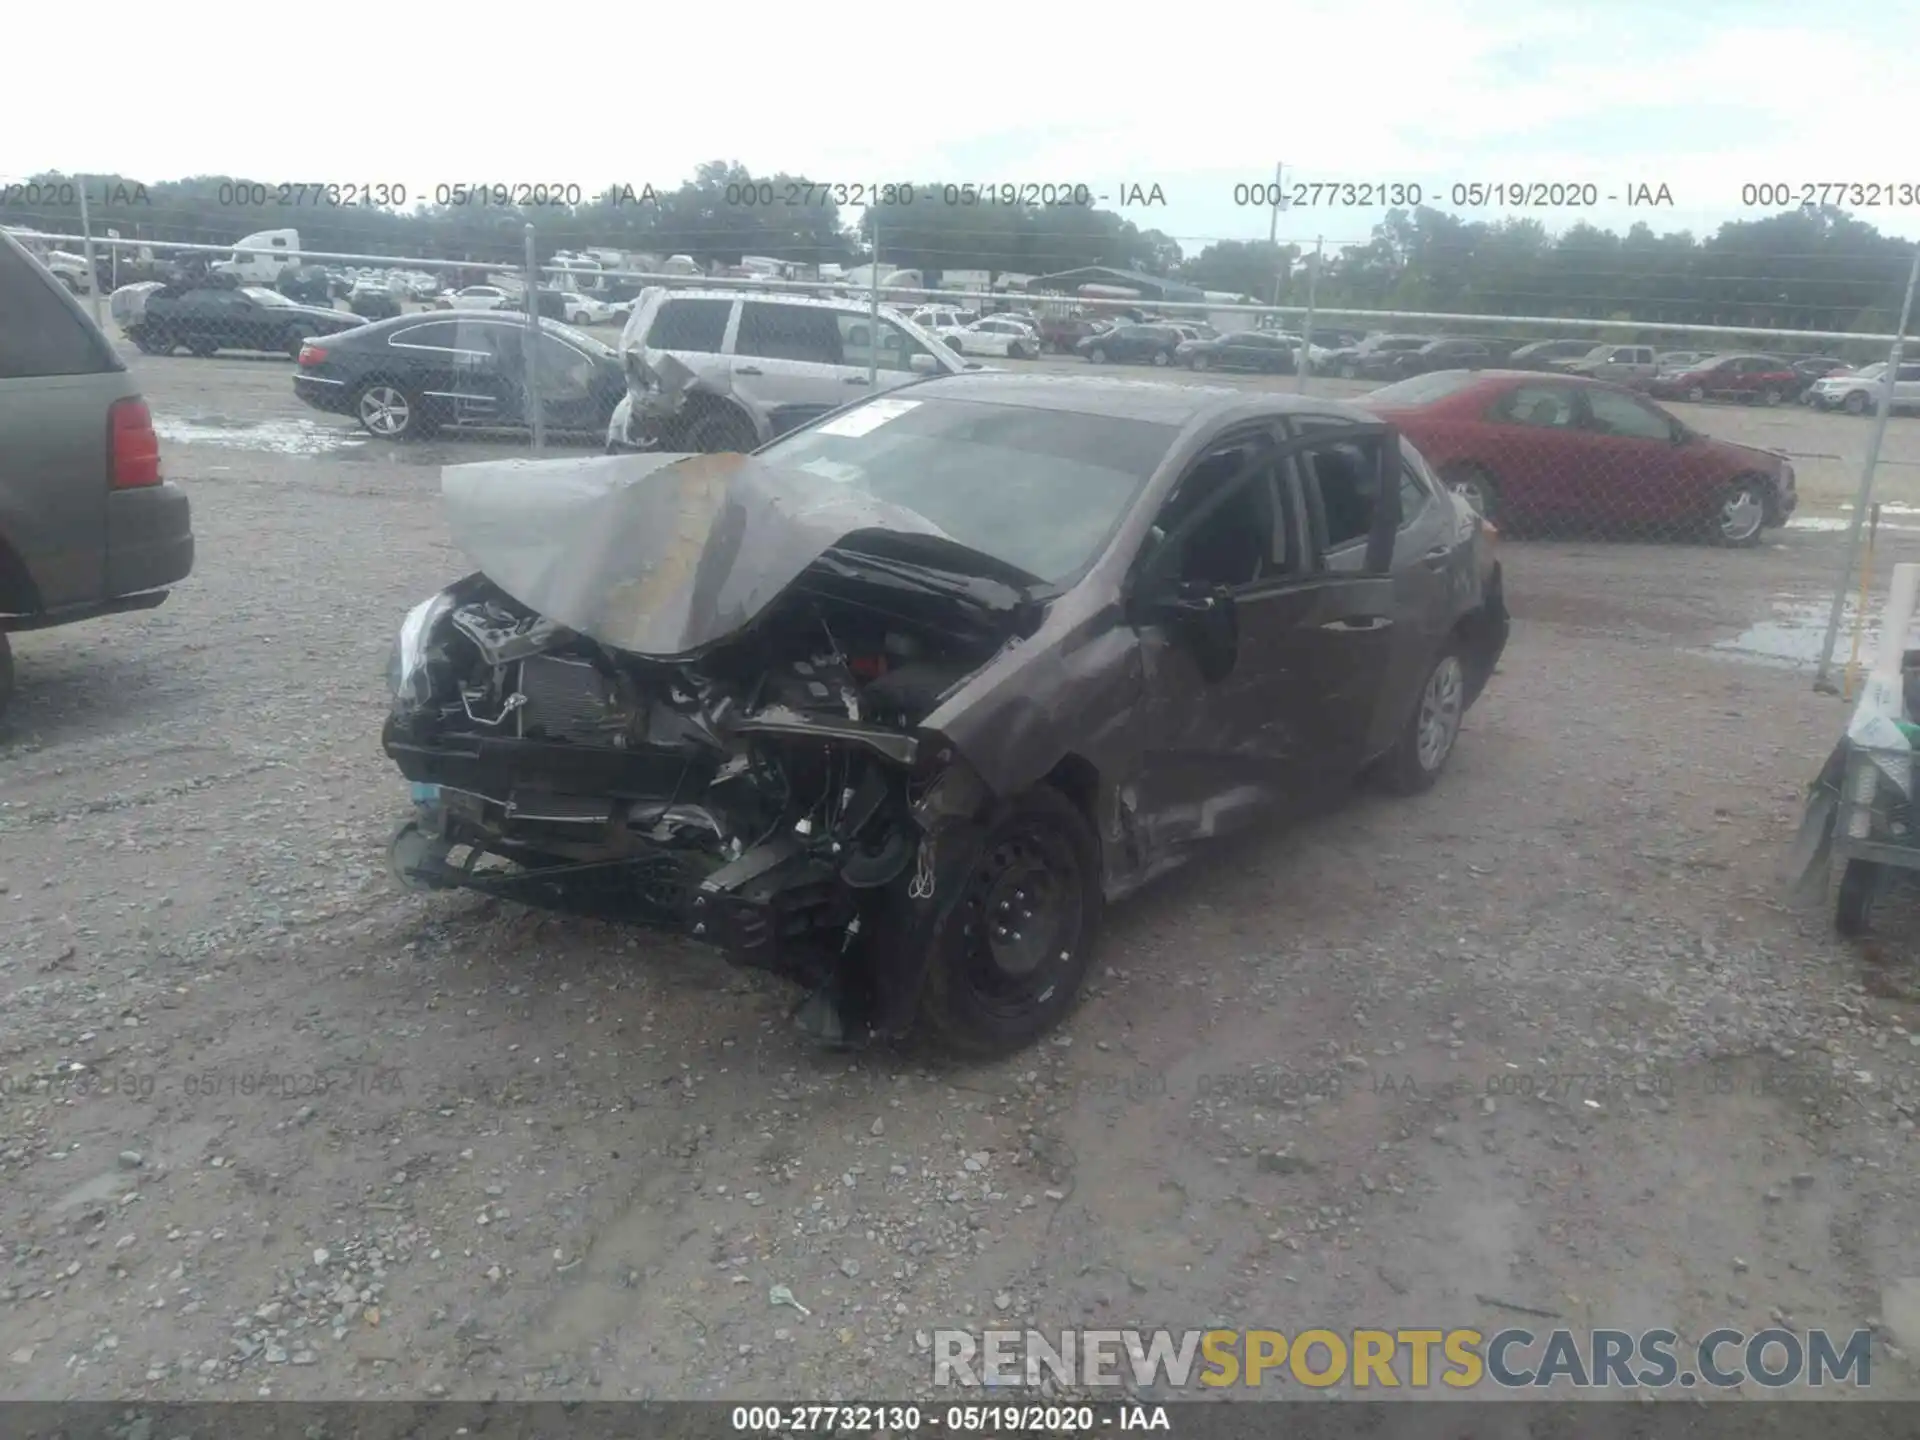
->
{"left": 1, "top": 0, "right": 1912, "bottom": 243}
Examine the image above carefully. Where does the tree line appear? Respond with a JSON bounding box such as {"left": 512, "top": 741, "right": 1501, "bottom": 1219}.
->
{"left": 3, "top": 161, "right": 1914, "bottom": 335}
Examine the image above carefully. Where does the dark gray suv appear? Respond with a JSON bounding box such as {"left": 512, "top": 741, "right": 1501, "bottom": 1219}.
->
{"left": 0, "top": 231, "right": 194, "bottom": 717}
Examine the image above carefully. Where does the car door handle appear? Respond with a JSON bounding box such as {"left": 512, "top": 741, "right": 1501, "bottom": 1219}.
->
{"left": 845, "top": 375, "right": 871, "bottom": 384}
{"left": 1422, "top": 545, "right": 1451, "bottom": 569}
{"left": 1323, "top": 616, "right": 1392, "bottom": 633}
{"left": 735, "top": 365, "right": 763, "bottom": 376}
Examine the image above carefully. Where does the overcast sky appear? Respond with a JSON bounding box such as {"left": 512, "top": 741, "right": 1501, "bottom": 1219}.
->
{"left": 5, "top": 0, "right": 1914, "bottom": 254}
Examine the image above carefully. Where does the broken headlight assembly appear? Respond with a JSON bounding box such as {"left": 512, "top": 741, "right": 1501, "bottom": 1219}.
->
{"left": 388, "top": 589, "right": 457, "bottom": 709}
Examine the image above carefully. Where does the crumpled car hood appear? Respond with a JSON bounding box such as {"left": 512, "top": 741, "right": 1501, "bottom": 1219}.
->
{"left": 440, "top": 451, "right": 957, "bottom": 658}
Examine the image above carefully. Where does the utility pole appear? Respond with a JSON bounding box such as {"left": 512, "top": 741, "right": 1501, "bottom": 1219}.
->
{"left": 1267, "top": 163, "right": 1288, "bottom": 306}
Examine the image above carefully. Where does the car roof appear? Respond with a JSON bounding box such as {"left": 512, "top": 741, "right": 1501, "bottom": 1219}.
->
{"left": 651, "top": 287, "right": 903, "bottom": 316}
{"left": 894, "top": 370, "right": 1372, "bottom": 425}
{"left": 339, "top": 311, "right": 608, "bottom": 344}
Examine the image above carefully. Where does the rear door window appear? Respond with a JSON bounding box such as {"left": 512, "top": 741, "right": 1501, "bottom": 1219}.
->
{"left": 645, "top": 297, "right": 732, "bottom": 352}
{"left": 0, "top": 241, "right": 115, "bottom": 378}
{"left": 736, "top": 302, "right": 842, "bottom": 364}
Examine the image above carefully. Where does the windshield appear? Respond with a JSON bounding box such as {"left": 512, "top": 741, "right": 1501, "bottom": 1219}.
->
{"left": 243, "top": 287, "right": 295, "bottom": 306}
{"left": 1365, "top": 372, "right": 1483, "bottom": 406}
{"left": 759, "top": 397, "right": 1178, "bottom": 587}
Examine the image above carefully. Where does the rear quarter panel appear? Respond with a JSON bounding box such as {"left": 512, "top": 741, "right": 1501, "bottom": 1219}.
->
{"left": 0, "top": 367, "right": 134, "bottom": 611}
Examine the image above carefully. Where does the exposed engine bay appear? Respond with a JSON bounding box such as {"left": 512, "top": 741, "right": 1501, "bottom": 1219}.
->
{"left": 384, "top": 548, "right": 1042, "bottom": 1038}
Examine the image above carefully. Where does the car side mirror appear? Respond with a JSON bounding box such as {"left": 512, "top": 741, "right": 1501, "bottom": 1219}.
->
{"left": 909, "top": 353, "right": 940, "bottom": 375}
{"left": 1149, "top": 579, "right": 1239, "bottom": 682}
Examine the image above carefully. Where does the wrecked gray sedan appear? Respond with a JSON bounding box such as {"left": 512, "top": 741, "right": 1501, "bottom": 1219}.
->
{"left": 382, "top": 372, "right": 1509, "bottom": 1054}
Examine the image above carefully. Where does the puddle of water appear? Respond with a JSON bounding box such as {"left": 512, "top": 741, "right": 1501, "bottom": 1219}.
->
{"left": 1704, "top": 596, "right": 1884, "bottom": 670}
{"left": 154, "top": 415, "right": 367, "bottom": 457}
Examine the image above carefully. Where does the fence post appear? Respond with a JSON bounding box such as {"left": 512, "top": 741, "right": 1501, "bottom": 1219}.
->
{"left": 1295, "top": 236, "right": 1322, "bottom": 394}
{"left": 868, "top": 210, "right": 881, "bottom": 388}
{"left": 76, "top": 178, "right": 103, "bottom": 328}
{"left": 1813, "top": 245, "right": 1920, "bottom": 693}
{"left": 523, "top": 223, "right": 545, "bottom": 455}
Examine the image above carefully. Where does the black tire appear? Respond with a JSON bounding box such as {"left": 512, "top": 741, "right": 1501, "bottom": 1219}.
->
{"left": 1087, "top": 346, "right": 1107, "bottom": 364}
{"left": 916, "top": 785, "right": 1102, "bottom": 1057}
{"left": 1761, "top": 387, "right": 1782, "bottom": 407}
{"left": 1836, "top": 859, "right": 1881, "bottom": 937}
{"left": 1440, "top": 463, "right": 1500, "bottom": 525}
{"left": 1843, "top": 390, "right": 1870, "bottom": 416}
{"left": 129, "top": 329, "right": 164, "bottom": 355}
{"left": 1709, "top": 475, "right": 1770, "bottom": 547}
{"left": 186, "top": 337, "right": 218, "bottom": 358}
{"left": 353, "top": 379, "right": 435, "bottom": 440}
{"left": 1150, "top": 349, "right": 1171, "bottom": 367}
{"left": 1686, "top": 384, "right": 1706, "bottom": 403}
{"left": 684, "top": 406, "right": 759, "bottom": 454}
{"left": 1375, "top": 644, "right": 1468, "bottom": 796}
{"left": 0, "top": 631, "right": 12, "bottom": 721}
{"left": 1339, "top": 362, "right": 1358, "bottom": 379}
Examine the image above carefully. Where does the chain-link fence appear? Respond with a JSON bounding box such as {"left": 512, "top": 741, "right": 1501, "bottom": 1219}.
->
{"left": 8, "top": 206, "right": 1920, "bottom": 570}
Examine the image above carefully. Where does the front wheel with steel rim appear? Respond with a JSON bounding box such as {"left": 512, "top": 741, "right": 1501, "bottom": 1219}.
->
{"left": 1686, "top": 384, "right": 1706, "bottom": 402}
{"left": 915, "top": 785, "right": 1101, "bottom": 1056}
{"left": 1087, "top": 347, "right": 1106, "bottom": 364}
{"left": 1378, "top": 648, "right": 1467, "bottom": 795}
{"left": 1836, "top": 859, "right": 1881, "bottom": 937}
{"left": 1843, "top": 390, "right": 1870, "bottom": 415}
{"left": 355, "top": 380, "right": 431, "bottom": 440}
{"left": 1710, "top": 477, "right": 1769, "bottom": 547}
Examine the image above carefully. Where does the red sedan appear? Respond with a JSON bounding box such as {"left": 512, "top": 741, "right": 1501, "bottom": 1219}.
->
{"left": 1646, "top": 353, "right": 1799, "bottom": 406}
{"left": 1359, "top": 370, "right": 1798, "bottom": 545}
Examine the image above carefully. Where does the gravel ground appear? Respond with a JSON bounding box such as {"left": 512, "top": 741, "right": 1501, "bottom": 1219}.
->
{"left": 6, "top": 348, "right": 1920, "bottom": 1402}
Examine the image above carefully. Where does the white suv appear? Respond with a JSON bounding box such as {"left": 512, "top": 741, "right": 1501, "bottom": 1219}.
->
{"left": 1808, "top": 361, "right": 1920, "bottom": 416}
{"left": 609, "top": 288, "right": 972, "bottom": 452}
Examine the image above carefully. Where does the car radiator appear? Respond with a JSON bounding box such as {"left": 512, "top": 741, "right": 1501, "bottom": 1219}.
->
{"left": 514, "top": 655, "right": 620, "bottom": 742}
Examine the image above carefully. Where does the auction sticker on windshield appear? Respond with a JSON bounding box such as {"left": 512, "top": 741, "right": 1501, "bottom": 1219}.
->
{"left": 817, "top": 398, "right": 920, "bottom": 438}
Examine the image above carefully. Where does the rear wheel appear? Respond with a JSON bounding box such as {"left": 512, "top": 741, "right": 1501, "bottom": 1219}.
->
{"left": 130, "top": 329, "right": 165, "bottom": 355}
{"left": 1087, "top": 346, "right": 1107, "bottom": 364}
{"left": 573, "top": 311, "right": 591, "bottom": 325}
{"left": 1686, "top": 384, "right": 1706, "bottom": 402}
{"left": 1761, "top": 387, "right": 1783, "bottom": 406}
{"left": 684, "top": 405, "right": 759, "bottom": 454}
{"left": 1376, "top": 646, "right": 1467, "bottom": 795}
{"left": 916, "top": 785, "right": 1101, "bottom": 1057}
{"left": 1836, "top": 859, "right": 1881, "bottom": 937}
{"left": 354, "top": 380, "right": 434, "bottom": 439}
{"left": 1151, "top": 348, "right": 1171, "bottom": 366}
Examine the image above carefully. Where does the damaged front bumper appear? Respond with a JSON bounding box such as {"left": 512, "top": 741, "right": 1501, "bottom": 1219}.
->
{"left": 388, "top": 746, "right": 992, "bottom": 1041}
